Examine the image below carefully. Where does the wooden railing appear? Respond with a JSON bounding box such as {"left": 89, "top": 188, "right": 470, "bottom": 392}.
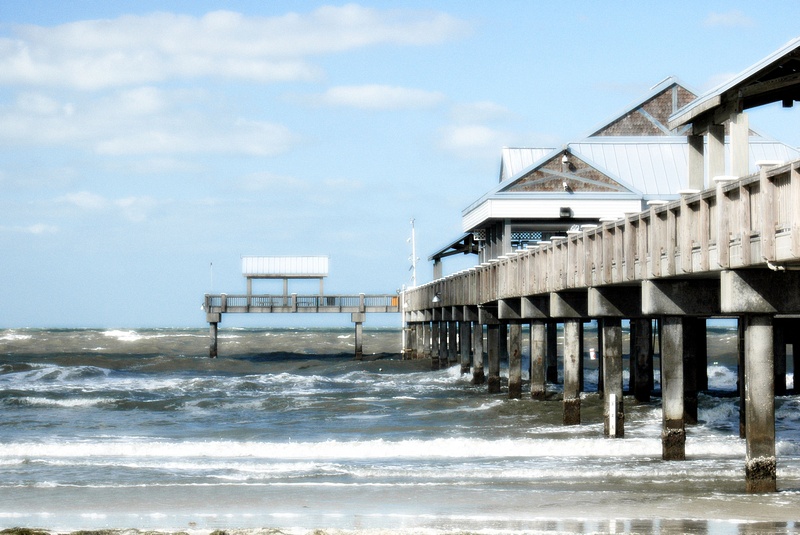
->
{"left": 205, "top": 293, "right": 401, "bottom": 314}
{"left": 406, "top": 160, "right": 800, "bottom": 311}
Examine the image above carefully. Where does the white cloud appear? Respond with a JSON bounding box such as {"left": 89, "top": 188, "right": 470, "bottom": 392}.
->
{"left": 61, "top": 191, "right": 107, "bottom": 210}
{"left": 0, "top": 7, "right": 470, "bottom": 90}
{"left": 0, "top": 223, "right": 59, "bottom": 234}
{"left": 703, "top": 10, "right": 755, "bottom": 28}
{"left": 450, "top": 101, "right": 513, "bottom": 123}
{"left": 317, "top": 84, "right": 446, "bottom": 110}
{"left": 239, "top": 171, "right": 309, "bottom": 192}
{"left": 439, "top": 124, "right": 509, "bottom": 159}
{"left": 0, "top": 88, "right": 299, "bottom": 156}
{"left": 57, "top": 191, "right": 159, "bottom": 222}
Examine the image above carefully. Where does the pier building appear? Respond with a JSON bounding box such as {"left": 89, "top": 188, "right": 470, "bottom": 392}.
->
{"left": 404, "top": 37, "right": 800, "bottom": 493}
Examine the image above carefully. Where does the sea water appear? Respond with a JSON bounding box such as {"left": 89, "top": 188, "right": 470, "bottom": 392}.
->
{"left": 1, "top": 326, "right": 800, "bottom": 534}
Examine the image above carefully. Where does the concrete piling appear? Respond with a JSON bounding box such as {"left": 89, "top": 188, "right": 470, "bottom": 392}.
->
{"left": 530, "top": 320, "right": 546, "bottom": 399}
{"left": 744, "top": 314, "right": 776, "bottom": 493}
{"left": 209, "top": 321, "right": 219, "bottom": 359}
{"left": 487, "top": 323, "right": 501, "bottom": 393}
{"left": 563, "top": 319, "right": 582, "bottom": 425}
{"left": 602, "top": 318, "right": 624, "bottom": 437}
{"left": 661, "top": 316, "right": 685, "bottom": 460}
{"left": 631, "top": 318, "right": 653, "bottom": 402}
{"left": 439, "top": 318, "right": 449, "bottom": 369}
{"left": 460, "top": 319, "right": 472, "bottom": 375}
{"left": 431, "top": 320, "right": 440, "bottom": 370}
{"left": 472, "top": 321, "right": 485, "bottom": 384}
{"left": 508, "top": 323, "right": 522, "bottom": 399}
{"left": 351, "top": 312, "right": 365, "bottom": 360}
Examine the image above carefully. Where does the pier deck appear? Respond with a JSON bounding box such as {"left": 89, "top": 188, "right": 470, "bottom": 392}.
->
{"left": 204, "top": 293, "right": 400, "bottom": 360}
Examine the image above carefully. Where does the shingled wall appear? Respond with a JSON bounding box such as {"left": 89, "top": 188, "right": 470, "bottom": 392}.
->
{"left": 592, "top": 84, "right": 696, "bottom": 136}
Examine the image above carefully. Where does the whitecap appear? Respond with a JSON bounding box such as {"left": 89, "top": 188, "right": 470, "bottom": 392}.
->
{"left": 101, "top": 329, "right": 143, "bottom": 342}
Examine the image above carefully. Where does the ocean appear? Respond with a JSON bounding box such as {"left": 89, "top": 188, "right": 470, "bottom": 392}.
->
{"left": 1, "top": 326, "right": 800, "bottom": 534}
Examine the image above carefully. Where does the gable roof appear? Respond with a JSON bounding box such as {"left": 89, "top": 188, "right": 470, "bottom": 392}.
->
{"left": 585, "top": 76, "right": 698, "bottom": 137}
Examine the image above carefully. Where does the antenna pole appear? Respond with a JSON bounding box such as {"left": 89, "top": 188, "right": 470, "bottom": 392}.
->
{"left": 410, "top": 219, "right": 417, "bottom": 288}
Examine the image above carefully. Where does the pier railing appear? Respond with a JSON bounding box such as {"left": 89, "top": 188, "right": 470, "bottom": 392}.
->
{"left": 406, "top": 159, "right": 800, "bottom": 310}
{"left": 205, "top": 293, "right": 401, "bottom": 314}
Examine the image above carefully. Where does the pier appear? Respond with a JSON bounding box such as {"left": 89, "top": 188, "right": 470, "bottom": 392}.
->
{"left": 204, "top": 255, "right": 400, "bottom": 359}
{"left": 403, "top": 38, "right": 800, "bottom": 493}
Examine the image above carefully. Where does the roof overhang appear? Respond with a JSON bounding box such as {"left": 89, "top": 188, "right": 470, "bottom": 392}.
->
{"left": 462, "top": 193, "right": 645, "bottom": 232}
{"left": 669, "top": 37, "right": 800, "bottom": 131}
{"left": 428, "top": 233, "right": 479, "bottom": 262}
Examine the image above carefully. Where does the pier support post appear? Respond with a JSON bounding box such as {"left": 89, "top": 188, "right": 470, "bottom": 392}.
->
{"left": 546, "top": 320, "right": 558, "bottom": 383}
{"left": 563, "top": 319, "right": 582, "bottom": 425}
{"left": 744, "top": 314, "right": 776, "bottom": 493}
{"left": 508, "top": 323, "right": 522, "bottom": 399}
{"left": 422, "top": 315, "right": 432, "bottom": 360}
{"left": 487, "top": 323, "right": 501, "bottom": 393}
{"left": 431, "top": 315, "right": 440, "bottom": 370}
{"left": 449, "top": 318, "right": 459, "bottom": 365}
{"left": 530, "top": 320, "right": 546, "bottom": 399}
{"left": 683, "top": 317, "right": 706, "bottom": 424}
{"left": 472, "top": 321, "right": 485, "bottom": 384}
{"left": 719, "top": 270, "right": 792, "bottom": 492}
{"left": 208, "top": 317, "right": 219, "bottom": 359}
{"left": 773, "top": 319, "right": 787, "bottom": 397}
{"left": 661, "top": 316, "right": 685, "bottom": 460}
{"left": 602, "top": 318, "right": 624, "bottom": 437}
{"left": 352, "top": 312, "right": 365, "bottom": 360}
{"left": 460, "top": 319, "right": 472, "bottom": 375}
{"left": 439, "top": 313, "right": 449, "bottom": 369}
{"left": 631, "top": 318, "right": 653, "bottom": 402}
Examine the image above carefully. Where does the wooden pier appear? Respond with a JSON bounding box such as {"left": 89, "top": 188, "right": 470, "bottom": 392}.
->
{"left": 403, "top": 38, "right": 800, "bottom": 493}
{"left": 204, "top": 256, "right": 400, "bottom": 359}
{"left": 403, "top": 159, "right": 800, "bottom": 493}
{"left": 204, "top": 293, "right": 400, "bottom": 359}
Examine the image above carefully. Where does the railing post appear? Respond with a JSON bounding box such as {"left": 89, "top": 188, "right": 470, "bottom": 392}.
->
{"left": 760, "top": 165, "right": 776, "bottom": 262}
{"left": 714, "top": 176, "right": 737, "bottom": 268}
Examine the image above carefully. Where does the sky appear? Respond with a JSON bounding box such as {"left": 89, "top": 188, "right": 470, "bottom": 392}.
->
{"left": 2, "top": 1, "right": 800, "bottom": 329}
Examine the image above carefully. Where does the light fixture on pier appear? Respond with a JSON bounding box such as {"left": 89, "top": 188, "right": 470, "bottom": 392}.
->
{"left": 432, "top": 293, "right": 441, "bottom": 304}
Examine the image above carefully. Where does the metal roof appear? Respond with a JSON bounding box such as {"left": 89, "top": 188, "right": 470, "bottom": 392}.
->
{"left": 569, "top": 137, "right": 687, "bottom": 197}
{"left": 670, "top": 37, "right": 800, "bottom": 129}
{"left": 499, "top": 147, "right": 555, "bottom": 182}
{"left": 571, "top": 136, "right": 800, "bottom": 198}
{"left": 462, "top": 136, "right": 800, "bottom": 225}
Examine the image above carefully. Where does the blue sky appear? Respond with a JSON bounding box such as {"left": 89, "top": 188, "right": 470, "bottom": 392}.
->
{"left": 2, "top": 1, "right": 799, "bottom": 328}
